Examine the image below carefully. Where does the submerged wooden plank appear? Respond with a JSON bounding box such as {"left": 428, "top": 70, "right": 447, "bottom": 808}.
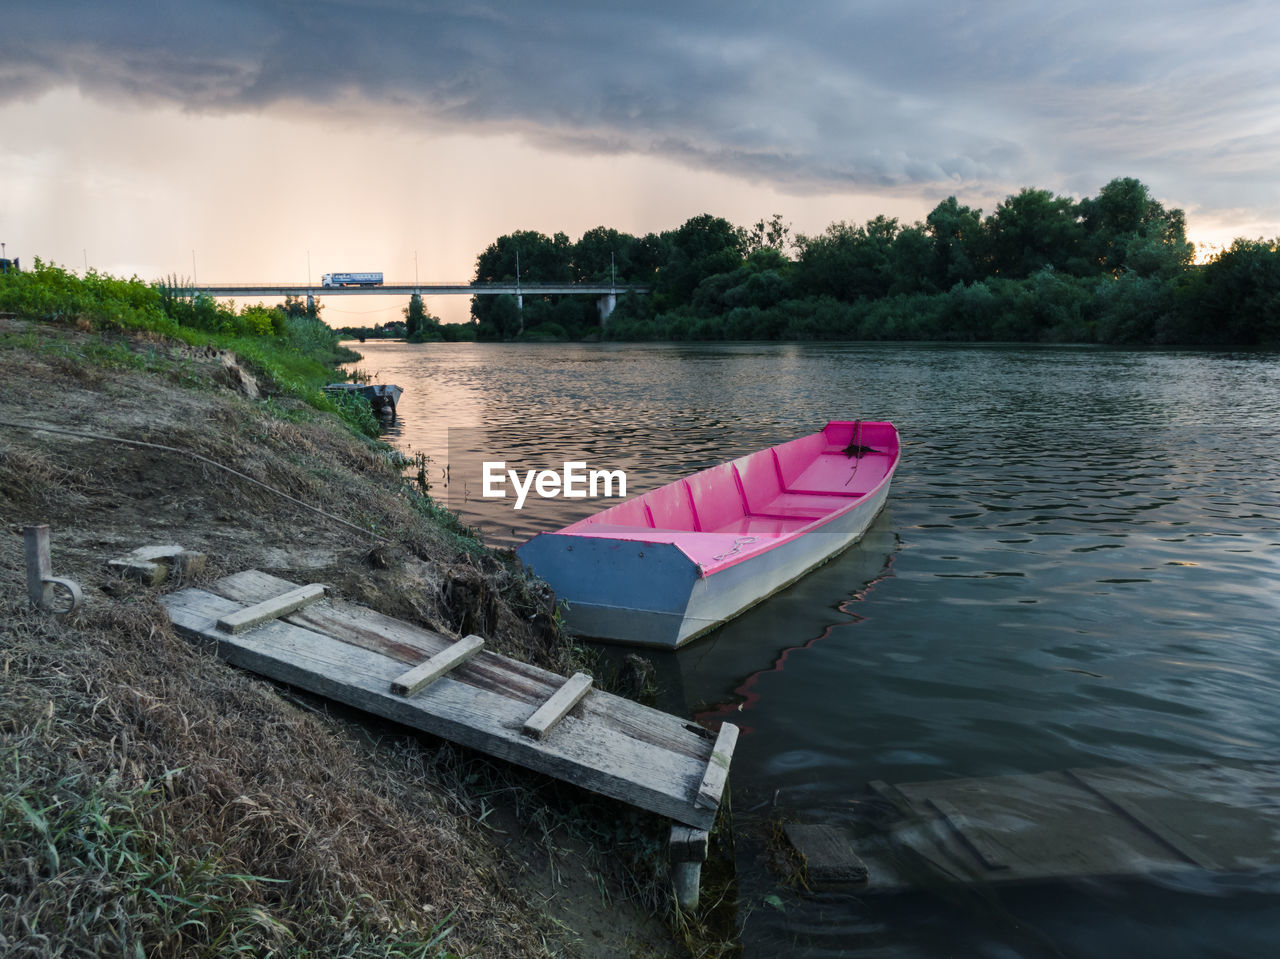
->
{"left": 162, "top": 586, "right": 722, "bottom": 829}
{"left": 782, "top": 823, "right": 870, "bottom": 883}
{"left": 1064, "top": 768, "right": 1213, "bottom": 870}
{"left": 695, "top": 722, "right": 739, "bottom": 810}
{"left": 891, "top": 770, "right": 1181, "bottom": 882}
{"left": 210, "top": 570, "right": 715, "bottom": 760}
{"left": 522, "top": 672, "right": 593, "bottom": 740}
{"left": 928, "top": 798, "right": 1011, "bottom": 871}
{"left": 391, "top": 634, "right": 484, "bottom": 697}
{"left": 216, "top": 583, "right": 324, "bottom": 634}
{"left": 875, "top": 762, "right": 1280, "bottom": 890}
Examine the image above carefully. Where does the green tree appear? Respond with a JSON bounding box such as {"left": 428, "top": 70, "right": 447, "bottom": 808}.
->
{"left": 478, "top": 294, "right": 523, "bottom": 341}
{"left": 282, "top": 293, "right": 322, "bottom": 320}
{"left": 1184, "top": 238, "right": 1280, "bottom": 344}
{"left": 887, "top": 224, "right": 936, "bottom": 295}
{"left": 985, "top": 188, "right": 1088, "bottom": 279}
{"left": 744, "top": 214, "right": 794, "bottom": 256}
{"left": 403, "top": 293, "right": 423, "bottom": 338}
{"left": 925, "top": 196, "right": 986, "bottom": 287}
{"left": 655, "top": 214, "right": 746, "bottom": 307}
{"left": 471, "top": 230, "right": 573, "bottom": 330}
{"left": 1078, "top": 177, "right": 1193, "bottom": 277}
{"left": 403, "top": 293, "right": 442, "bottom": 341}
{"left": 795, "top": 216, "right": 900, "bottom": 301}
{"left": 572, "top": 226, "right": 648, "bottom": 284}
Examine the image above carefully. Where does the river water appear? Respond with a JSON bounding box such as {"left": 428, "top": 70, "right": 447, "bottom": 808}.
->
{"left": 346, "top": 340, "right": 1280, "bottom": 958}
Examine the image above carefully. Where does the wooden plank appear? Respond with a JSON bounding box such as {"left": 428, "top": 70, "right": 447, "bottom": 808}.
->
{"left": 927, "top": 797, "right": 1012, "bottom": 871}
{"left": 782, "top": 823, "right": 870, "bottom": 882}
{"left": 669, "top": 824, "right": 710, "bottom": 862}
{"left": 522, "top": 672, "right": 593, "bottom": 740}
{"left": 695, "top": 721, "right": 739, "bottom": 810}
{"left": 1066, "top": 767, "right": 1220, "bottom": 870}
{"left": 209, "top": 570, "right": 714, "bottom": 760}
{"left": 108, "top": 545, "right": 207, "bottom": 585}
{"left": 880, "top": 764, "right": 1280, "bottom": 889}
{"left": 391, "top": 634, "right": 484, "bottom": 697}
{"left": 24, "top": 525, "right": 51, "bottom": 607}
{"left": 215, "top": 583, "right": 325, "bottom": 634}
{"left": 161, "top": 586, "right": 721, "bottom": 829}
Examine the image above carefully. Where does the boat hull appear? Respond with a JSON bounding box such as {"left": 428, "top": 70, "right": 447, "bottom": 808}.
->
{"left": 517, "top": 421, "right": 899, "bottom": 649}
{"left": 323, "top": 383, "right": 403, "bottom": 419}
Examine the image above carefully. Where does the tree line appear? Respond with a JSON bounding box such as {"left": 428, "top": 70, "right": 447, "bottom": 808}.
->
{"left": 336, "top": 294, "right": 477, "bottom": 342}
{"left": 467, "top": 178, "right": 1279, "bottom": 346}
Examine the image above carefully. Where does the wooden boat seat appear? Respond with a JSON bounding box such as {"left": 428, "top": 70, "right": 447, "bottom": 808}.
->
{"left": 786, "top": 452, "right": 893, "bottom": 495}
{"left": 708, "top": 515, "right": 821, "bottom": 537}
{"left": 763, "top": 491, "right": 861, "bottom": 513}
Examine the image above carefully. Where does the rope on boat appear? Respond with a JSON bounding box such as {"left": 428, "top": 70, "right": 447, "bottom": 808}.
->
{"left": 842, "top": 419, "right": 877, "bottom": 459}
{"left": 843, "top": 419, "right": 868, "bottom": 486}
{"left": 0, "top": 418, "right": 391, "bottom": 543}
{"left": 713, "top": 536, "right": 759, "bottom": 562}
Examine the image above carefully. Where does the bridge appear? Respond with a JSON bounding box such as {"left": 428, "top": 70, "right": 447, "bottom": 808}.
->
{"left": 176, "top": 281, "right": 650, "bottom": 323}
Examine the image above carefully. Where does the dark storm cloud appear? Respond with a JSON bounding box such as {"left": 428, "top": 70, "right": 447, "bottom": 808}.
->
{"left": 6, "top": 0, "right": 1280, "bottom": 207}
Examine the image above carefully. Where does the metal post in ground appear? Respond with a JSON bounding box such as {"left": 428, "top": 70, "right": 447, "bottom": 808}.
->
{"left": 24, "top": 524, "right": 83, "bottom": 616}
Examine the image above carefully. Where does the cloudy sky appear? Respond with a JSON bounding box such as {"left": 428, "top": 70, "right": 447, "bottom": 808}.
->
{"left": 3, "top": 0, "right": 1278, "bottom": 324}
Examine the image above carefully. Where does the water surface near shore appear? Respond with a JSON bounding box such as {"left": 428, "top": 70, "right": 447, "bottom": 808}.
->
{"left": 348, "top": 340, "right": 1280, "bottom": 958}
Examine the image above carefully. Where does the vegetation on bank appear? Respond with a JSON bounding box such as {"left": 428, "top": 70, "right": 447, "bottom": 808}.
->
{"left": 0, "top": 272, "right": 705, "bottom": 956}
{"left": 467, "top": 177, "right": 1280, "bottom": 346}
{"left": 336, "top": 294, "right": 478, "bottom": 344}
{"left": 0, "top": 261, "right": 391, "bottom": 436}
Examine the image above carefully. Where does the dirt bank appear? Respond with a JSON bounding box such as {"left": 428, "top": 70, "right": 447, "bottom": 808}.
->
{"left": 0, "top": 318, "right": 685, "bottom": 957}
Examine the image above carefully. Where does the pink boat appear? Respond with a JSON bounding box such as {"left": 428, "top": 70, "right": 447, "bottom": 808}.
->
{"left": 516, "top": 421, "right": 900, "bottom": 649}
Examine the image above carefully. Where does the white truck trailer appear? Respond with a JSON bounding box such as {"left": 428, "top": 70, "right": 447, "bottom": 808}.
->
{"left": 320, "top": 272, "right": 383, "bottom": 288}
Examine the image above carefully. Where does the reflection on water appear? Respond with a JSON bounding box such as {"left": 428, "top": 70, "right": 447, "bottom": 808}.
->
{"left": 346, "top": 341, "right": 1280, "bottom": 958}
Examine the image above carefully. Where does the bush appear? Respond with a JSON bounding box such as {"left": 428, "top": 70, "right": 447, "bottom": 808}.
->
{"left": 0, "top": 259, "right": 174, "bottom": 332}
{"left": 439, "top": 322, "right": 478, "bottom": 342}
{"left": 0, "top": 262, "right": 379, "bottom": 436}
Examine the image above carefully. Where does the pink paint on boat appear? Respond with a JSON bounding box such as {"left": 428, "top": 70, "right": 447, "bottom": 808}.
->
{"left": 517, "top": 421, "right": 900, "bottom": 648}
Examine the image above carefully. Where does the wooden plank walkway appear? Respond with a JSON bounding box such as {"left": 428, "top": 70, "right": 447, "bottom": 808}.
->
{"left": 161, "top": 570, "right": 734, "bottom": 831}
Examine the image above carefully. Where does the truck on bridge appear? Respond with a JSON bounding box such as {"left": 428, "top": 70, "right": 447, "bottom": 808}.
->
{"left": 321, "top": 272, "right": 383, "bottom": 288}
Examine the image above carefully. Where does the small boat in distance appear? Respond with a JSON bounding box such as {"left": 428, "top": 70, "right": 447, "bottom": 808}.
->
{"left": 517, "top": 421, "right": 900, "bottom": 649}
{"left": 323, "top": 382, "right": 403, "bottom": 421}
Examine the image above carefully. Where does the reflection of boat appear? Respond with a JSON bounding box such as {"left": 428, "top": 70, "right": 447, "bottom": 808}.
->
{"left": 323, "top": 383, "right": 403, "bottom": 420}
{"left": 517, "top": 421, "right": 900, "bottom": 649}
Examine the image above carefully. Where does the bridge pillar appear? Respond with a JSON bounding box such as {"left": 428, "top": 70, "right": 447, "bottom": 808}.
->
{"left": 597, "top": 292, "right": 617, "bottom": 325}
{"left": 306, "top": 293, "right": 315, "bottom": 313}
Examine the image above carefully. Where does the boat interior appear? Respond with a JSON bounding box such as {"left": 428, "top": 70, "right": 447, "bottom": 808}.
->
{"left": 566, "top": 421, "right": 898, "bottom": 545}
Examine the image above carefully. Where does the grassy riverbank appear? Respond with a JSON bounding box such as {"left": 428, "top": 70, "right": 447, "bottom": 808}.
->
{"left": 0, "top": 275, "right": 724, "bottom": 957}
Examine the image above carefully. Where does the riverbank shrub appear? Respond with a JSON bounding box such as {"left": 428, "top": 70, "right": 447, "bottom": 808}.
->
{"left": 0, "top": 260, "right": 374, "bottom": 434}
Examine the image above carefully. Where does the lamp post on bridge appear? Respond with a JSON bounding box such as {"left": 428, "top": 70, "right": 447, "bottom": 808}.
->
{"left": 597, "top": 252, "right": 618, "bottom": 326}
{"left": 515, "top": 250, "right": 524, "bottom": 335}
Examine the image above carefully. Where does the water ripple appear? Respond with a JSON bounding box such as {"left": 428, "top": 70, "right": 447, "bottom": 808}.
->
{"left": 346, "top": 341, "right": 1280, "bottom": 959}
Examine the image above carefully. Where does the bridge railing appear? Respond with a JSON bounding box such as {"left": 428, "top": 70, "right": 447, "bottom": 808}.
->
{"left": 168, "top": 281, "right": 650, "bottom": 294}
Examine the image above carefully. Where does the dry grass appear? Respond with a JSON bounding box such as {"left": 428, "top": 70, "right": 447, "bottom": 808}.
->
{"left": 0, "top": 318, "right": 687, "bottom": 958}
{"left": 0, "top": 595, "right": 559, "bottom": 957}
